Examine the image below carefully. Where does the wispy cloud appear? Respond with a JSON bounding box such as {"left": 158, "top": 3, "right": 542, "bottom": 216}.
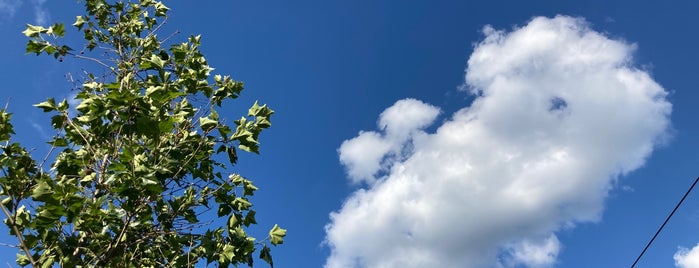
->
{"left": 326, "top": 15, "right": 672, "bottom": 268}
{"left": 30, "top": 0, "right": 49, "bottom": 25}
{"left": 0, "top": 0, "right": 21, "bottom": 19}
{"left": 30, "top": 121, "right": 49, "bottom": 140}
{"left": 0, "top": 0, "right": 48, "bottom": 24}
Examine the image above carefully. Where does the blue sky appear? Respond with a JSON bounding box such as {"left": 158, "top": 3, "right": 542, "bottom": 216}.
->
{"left": 1, "top": 0, "right": 699, "bottom": 267}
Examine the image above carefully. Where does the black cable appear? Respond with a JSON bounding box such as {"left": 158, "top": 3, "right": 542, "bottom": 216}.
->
{"left": 630, "top": 176, "right": 699, "bottom": 268}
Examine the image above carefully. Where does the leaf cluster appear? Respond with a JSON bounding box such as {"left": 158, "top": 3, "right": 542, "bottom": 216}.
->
{"left": 2, "top": 1, "right": 285, "bottom": 267}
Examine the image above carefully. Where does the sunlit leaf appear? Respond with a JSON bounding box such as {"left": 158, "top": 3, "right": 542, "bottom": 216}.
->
{"left": 199, "top": 116, "right": 218, "bottom": 131}
{"left": 22, "top": 24, "right": 45, "bottom": 37}
{"left": 73, "top": 16, "right": 86, "bottom": 29}
{"left": 269, "top": 224, "right": 287, "bottom": 246}
{"left": 33, "top": 98, "right": 56, "bottom": 112}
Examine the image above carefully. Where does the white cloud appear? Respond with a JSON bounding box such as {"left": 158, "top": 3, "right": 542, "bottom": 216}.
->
{"left": 338, "top": 99, "right": 439, "bottom": 184}
{"left": 501, "top": 235, "right": 560, "bottom": 268}
{"left": 378, "top": 98, "right": 440, "bottom": 141}
{"left": 326, "top": 15, "right": 672, "bottom": 268}
{"left": 30, "top": 0, "right": 49, "bottom": 25}
{"left": 675, "top": 244, "right": 699, "bottom": 268}
{"left": 0, "top": 0, "right": 21, "bottom": 19}
{"left": 65, "top": 90, "right": 80, "bottom": 117}
{"left": 29, "top": 121, "right": 48, "bottom": 140}
{"left": 338, "top": 131, "right": 392, "bottom": 184}
{"left": 0, "top": 0, "right": 48, "bottom": 24}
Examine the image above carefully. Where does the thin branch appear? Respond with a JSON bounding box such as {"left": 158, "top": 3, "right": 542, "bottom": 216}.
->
{"left": 63, "top": 115, "right": 96, "bottom": 156}
{"left": 92, "top": 153, "right": 110, "bottom": 202}
{"left": 69, "top": 52, "right": 118, "bottom": 76}
{"left": 169, "top": 133, "right": 208, "bottom": 184}
{"left": 101, "top": 211, "right": 133, "bottom": 264}
{"left": 0, "top": 201, "right": 36, "bottom": 267}
{"left": 38, "top": 127, "right": 63, "bottom": 174}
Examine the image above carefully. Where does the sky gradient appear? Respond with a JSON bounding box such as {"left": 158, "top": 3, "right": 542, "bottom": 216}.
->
{"left": 1, "top": 1, "right": 699, "bottom": 267}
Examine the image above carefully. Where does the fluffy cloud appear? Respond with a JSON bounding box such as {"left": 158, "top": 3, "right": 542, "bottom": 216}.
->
{"left": 675, "top": 244, "right": 699, "bottom": 268}
{"left": 338, "top": 99, "right": 440, "bottom": 184}
{"left": 326, "top": 15, "right": 671, "bottom": 268}
{"left": 501, "top": 235, "right": 560, "bottom": 268}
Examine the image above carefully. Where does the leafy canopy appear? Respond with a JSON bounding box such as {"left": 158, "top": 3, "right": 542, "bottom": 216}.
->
{"left": 1, "top": 0, "right": 285, "bottom": 267}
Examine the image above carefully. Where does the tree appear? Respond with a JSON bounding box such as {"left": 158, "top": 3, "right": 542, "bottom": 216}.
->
{"left": 0, "top": 0, "right": 285, "bottom": 266}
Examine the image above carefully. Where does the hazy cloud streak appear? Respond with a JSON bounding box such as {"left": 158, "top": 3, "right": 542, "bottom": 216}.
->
{"left": 0, "top": 0, "right": 21, "bottom": 19}
{"left": 30, "top": 0, "right": 49, "bottom": 25}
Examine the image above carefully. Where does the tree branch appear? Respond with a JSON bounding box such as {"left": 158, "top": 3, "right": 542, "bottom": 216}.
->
{"left": 0, "top": 200, "right": 36, "bottom": 267}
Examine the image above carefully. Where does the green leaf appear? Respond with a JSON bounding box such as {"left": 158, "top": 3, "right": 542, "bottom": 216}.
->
{"left": 248, "top": 101, "right": 274, "bottom": 117}
{"left": 135, "top": 116, "right": 159, "bottom": 138}
{"left": 34, "top": 98, "right": 56, "bottom": 112}
{"left": 80, "top": 173, "right": 96, "bottom": 183}
{"left": 140, "top": 0, "right": 156, "bottom": 7}
{"left": 50, "top": 115, "right": 64, "bottom": 129}
{"left": 16, "top": 253, "right": 30, "bottom": 266}
{"left": 148, "top": 54, "right": 166, "bottom": 69}
{"left": 217, "top": 125, "right": 232, "bottom": 139}
{"left": 154, "top": 2, "right": 169, "bottom": 17}
{"left": 158, "top": 118, "right": 176, "bottom": 133}
{"left": 269, "top": 224, "right": 286, "bottom": 246}
{"left": 73, "top": 16, "right": 86, "bottom": 29}
{"left": 57, "top": 99, "right": 69, "bottom": 111}
{"left": 199, "top": 116, "right": 218, "bottom": 131}
{"left": 227, "top": 213, "right": 239, "bottom": 231}
{"left": 82, "top": 81, "right": 101, "bottom": 89}
{"left": 259, "top": 245, "right": 273, "bottom": 268}
{"left": 48, "top": 138, "right": 68, "bottom": 147}
{"left": 40, "top": 257, "right": 53, "bottom": 268}
{"left": 233, "top": 197, "right": 251, "bottom": 210}
{"left": 25, "top": 40, "right": 48, "bottom": 55}
{"left": 1, "top": 197, "right": 11, "bottom": 207}
{"left": 243, "top": 211, "right": 257, "bottom": 226}
{"left": 48, "top": 23, "right": 65, "bottom": 37}
{"left": 227, "top": 146, "right": 237, "bottom": 165}
{"left": 221, "top": 244, "right": 235, "bottom": 262}
{"left": 31, "top": 181, "right": 52, "bottom": 202}
{"left": 15, "top": 206, "right": 29, "bottom": 227}
{"left": 243, "top": 181, "right": 258, "bottom": 196}
{"left": 218, "top": 204, "right": 232, "bottom": 217}
{"left": 183, "top": 209, "right": 198, "bottom": 223}
{"left": 229, "top": 174, "right": 244, "bottom": 185}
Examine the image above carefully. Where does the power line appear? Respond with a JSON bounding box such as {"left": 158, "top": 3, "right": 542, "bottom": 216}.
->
{"left": 630, "top": 175, "right": 699, "bottom": 268}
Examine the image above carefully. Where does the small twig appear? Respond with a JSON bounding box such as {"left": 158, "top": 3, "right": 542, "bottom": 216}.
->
{"left": 38, "top": 127, "right": 62, "bottom": 174}
{"left": 169, "top": 133, "right": 207, "bottom": 184}
{"left": 101, "top": 211, "right": 133, "bottom": 264}
{"left": 63, "top": 115, "right": 95, "bottom": 155}
{"left": 93, "top": 153, "right": 110, "bottom": 202}
{"left": 70, "top": 53, "right": 118, "bottom": 75}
